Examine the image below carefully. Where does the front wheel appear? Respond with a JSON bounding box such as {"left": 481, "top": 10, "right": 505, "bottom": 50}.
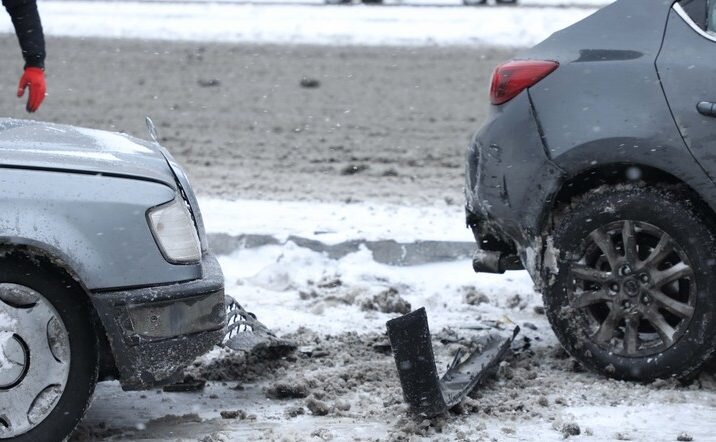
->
{"left": 544, "top": 186, "right": 716, "bottom": 381}
{"left": 0, "top": 253, "right": 98, "bottom": 441}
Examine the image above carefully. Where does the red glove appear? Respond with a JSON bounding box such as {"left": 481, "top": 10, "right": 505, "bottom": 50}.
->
{"left": 17, "top": 67, "right": 46, "bottom": 113}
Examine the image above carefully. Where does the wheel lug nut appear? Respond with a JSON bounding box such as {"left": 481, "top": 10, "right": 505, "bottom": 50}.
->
{"left": 610, "top": 283, "right": 620, "bottom": 292}
{"left": 621, "top": 265, "right": 632, "bottom": 275}
{"left": 624, "top": 301, "right": 631, "bottom": 308}
{"left": 642, "top": 295, "right": 650, "bottom": 303}
{"left": 639, "top": 274, "right": 649, "bottom": 283}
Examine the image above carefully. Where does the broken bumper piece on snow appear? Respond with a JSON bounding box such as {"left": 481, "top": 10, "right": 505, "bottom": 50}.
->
{"left": 386, "top": 307, "right": 519, "bottom": 417}
{"left": 223, "top": 296, "right": 296, "bottom": 355}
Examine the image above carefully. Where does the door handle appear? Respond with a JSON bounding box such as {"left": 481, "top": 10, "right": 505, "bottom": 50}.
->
{"left": 697, "top": 101, "right": 716, "bottom": 117}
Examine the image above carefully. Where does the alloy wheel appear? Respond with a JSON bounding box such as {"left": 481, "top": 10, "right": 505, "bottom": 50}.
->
{"left": 568, "top": 220, "right": 696, "bottom": 357}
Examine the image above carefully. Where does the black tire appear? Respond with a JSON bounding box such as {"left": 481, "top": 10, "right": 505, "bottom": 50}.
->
{"left": 544, "top": 186, "right": 716, "bottom": 381}
{"left": 0, "top": 251, "right": 98, "bottom": 442}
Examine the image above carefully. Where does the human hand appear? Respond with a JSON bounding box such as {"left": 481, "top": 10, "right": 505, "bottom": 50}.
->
{"left": 17, "top": 67, "right": 46, "bottom": 113}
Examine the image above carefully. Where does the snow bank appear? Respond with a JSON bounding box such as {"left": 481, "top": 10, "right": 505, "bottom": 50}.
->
{"left": 200, "top": 198, "right": 474, "bottom": 244}
{"left": 219, "top": 241, "right": 537, "bottom": 335}
{"left": 0, "top": 1, "right": 597, "bottom": 47}
{"left": 204, "top": 198, "right": 533, "bottom": 335}
{"left": 203, "top": 198, "right": 532, "bottom": 333}
{"left": 0, "top": 311, "right": 16, "bottom": 370}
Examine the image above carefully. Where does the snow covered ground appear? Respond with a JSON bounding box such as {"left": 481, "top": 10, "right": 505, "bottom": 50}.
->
{"left": 54, "top": 0, "right": 614, "bottom": 8}
{"left": 76, "top": 199, "right": 716, "bottom": 441}
{"left": 60, "top": 0, "right": 612, "bottom": 5}
{"left": 199, "top": 198, "right": 473, "bottom": 244}
{"left": 0, "top": 1, "right": 599, "bottom": 46}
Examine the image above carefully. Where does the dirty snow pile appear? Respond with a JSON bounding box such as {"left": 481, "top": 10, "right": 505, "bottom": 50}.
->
{"left": 0, "top": 311, "right": 16, "bottom": 370}
{"left": 0, "top": 1, "right": 597, "bottom": 47}
{"left": 217, "top": 241, "right": 531, "bottom": 335}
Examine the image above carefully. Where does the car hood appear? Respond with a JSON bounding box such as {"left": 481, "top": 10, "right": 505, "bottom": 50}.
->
{"left": 0, "top": 118, "right": 177, "bottom": 188}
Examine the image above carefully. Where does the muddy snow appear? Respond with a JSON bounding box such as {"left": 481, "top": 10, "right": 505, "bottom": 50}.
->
{"left": 0, "top": 37, "right": 516, "bottom": 205}
{"left": 70, "top": 242, "right": 716, "bottom": 441}
{"left": 0, "top": 31, "right": 714, "bottom": 442}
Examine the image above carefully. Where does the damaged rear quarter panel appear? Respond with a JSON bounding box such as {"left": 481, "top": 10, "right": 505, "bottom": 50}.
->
{"left": 470, "top": 92, "right": 565, "bottom": 245}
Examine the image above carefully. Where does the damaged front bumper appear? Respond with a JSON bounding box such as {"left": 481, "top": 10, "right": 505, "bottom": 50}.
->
{"left": 387, "top": 308, "right": 518, "bottom": 417}
{"left": 91, "top": 253, "right": 227, "bottom": 390}
{"left": 91, "top": 252, "right": 294, "bottom": 391}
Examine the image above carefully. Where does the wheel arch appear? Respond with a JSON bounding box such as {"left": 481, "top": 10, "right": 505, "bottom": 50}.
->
{"left": 0, "top": 240, "right": 90, "bottom": 292}
{"left": 0, "top": 242, "right": 118, "bottom": 381}
{"left": 542, "top": 162, "right": 716, "bottom": 235}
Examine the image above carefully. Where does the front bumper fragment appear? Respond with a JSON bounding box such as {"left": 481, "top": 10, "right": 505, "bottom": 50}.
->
{"left": 91, "top": 253, "right": 226, "bottom": 390}
{"left": 223, "top": 296, "right": 296, "bottom": 354}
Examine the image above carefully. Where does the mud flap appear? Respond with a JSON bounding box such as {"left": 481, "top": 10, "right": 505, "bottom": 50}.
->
{"left": 386, "top": 307, "right": 519, "bottom": 417}
{"left": 222, "top": 296, "right": 296, "bottom": 355}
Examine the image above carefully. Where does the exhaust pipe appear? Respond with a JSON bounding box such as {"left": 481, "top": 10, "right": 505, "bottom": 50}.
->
{"left": 472, "top": 250, "right": 523, "bottom": 274}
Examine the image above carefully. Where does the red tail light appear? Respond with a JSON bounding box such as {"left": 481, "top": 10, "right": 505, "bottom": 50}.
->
{"left": 490, "top": 60, "right": 559, "bottom": 105}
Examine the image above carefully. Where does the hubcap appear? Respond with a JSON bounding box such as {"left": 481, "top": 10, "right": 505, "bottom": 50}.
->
{"left": 0, "top": 284, "right": 70, "bottom": 438}
{"left": 568, "top": 220, "right": 696, "bottom": 357}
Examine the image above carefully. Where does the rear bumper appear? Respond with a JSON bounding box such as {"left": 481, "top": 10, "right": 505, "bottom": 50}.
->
{"left": 90, "top": 253, "right": 226, "bottom": 390}
{"left": 464, "top": 92, "right": 564, "bottom": 277}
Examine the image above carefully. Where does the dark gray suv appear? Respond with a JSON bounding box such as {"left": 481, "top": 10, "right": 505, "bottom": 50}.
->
{"left": 465, "top": 0, "right": 716, "bottom": 381}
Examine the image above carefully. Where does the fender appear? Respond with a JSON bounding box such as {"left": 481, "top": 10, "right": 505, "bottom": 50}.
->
{"left": 0, "top": 168, "right": 201, "bottom": 289}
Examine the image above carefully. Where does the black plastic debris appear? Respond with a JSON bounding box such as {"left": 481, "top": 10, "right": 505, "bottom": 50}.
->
{"left": 386, "top": 307, "right": 519, "bottom": 417}
{"left": 223, "top": 296, "right": 296, "bottom": 355}
{"left": 162, "top": 375, "right": 206, "bottom": 393}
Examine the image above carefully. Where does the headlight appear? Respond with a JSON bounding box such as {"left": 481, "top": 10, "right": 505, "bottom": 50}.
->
{"left": 147, "top": 198, "right": 201, "bottom": 264}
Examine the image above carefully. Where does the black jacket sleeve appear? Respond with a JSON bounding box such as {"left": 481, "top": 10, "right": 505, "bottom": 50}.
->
{"left": 3, "top": 0, "right": 45, "bottom": 69}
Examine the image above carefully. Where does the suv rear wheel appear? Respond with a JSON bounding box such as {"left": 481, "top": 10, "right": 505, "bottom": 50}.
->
{"left": 0, "top": 252, "right": 98, "bottom": 441}
{"left": 544, "top": 186, "right": 716, "bottom": 381}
